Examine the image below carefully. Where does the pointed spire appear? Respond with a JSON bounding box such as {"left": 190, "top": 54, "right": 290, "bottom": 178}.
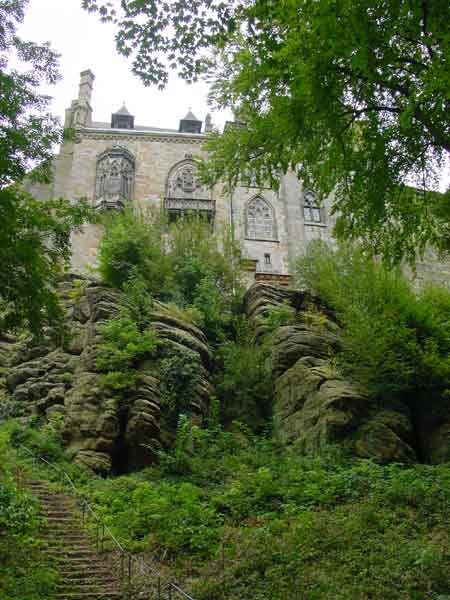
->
{"left": 183, "top": 108, "right": 199, "bottom": 121}
{"left": 116, "top": 102, "right": 131, "bottom": 116}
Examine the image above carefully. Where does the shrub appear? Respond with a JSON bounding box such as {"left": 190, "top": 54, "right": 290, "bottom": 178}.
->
{"left": 295, "top": 241, "right": 450, "bottom": 395}
{"left": 98, "top": 208, "right": 169, "bottom": 292}
{"left": 158, "top": 344, "right": 203, "bottom": 426}
{"left": 97, "top": 208, "right": 243, "bottom": 344}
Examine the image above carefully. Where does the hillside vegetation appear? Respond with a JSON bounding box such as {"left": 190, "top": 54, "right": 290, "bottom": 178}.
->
{"left": 2, "top": 213, "right": 450, "bottom": 599}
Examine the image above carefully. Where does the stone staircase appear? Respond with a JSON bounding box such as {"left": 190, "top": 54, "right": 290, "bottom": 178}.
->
{"left": 26, "top": 479, "right": 123, "bottom": 600}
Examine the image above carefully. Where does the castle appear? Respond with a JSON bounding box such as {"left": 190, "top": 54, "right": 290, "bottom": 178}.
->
{"left": 27, "top": 70, "right": 449, "bottom": 287}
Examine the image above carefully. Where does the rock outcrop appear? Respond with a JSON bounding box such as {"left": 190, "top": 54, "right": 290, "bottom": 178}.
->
{"left": 245, "top": 282, "right": 449, "bottom": 464}
{"left": 0, "top": 276, "right": 212, "bottom": 474}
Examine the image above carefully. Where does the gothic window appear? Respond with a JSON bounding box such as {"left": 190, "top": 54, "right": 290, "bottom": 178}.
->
{"left": 95, "top": 147, "right": 135, "bottom": 210}
{"left": 166, "top": 161, "right": 210, "bottom": 201}
{"left": 246, "top": 197, "right": 275, "bottom": 240}
{"left": 167, "top": 162, "right": 209, "bottom": 198}
{"left": 303, "top": 190, "right": 322, "bottom": 223}
{"left": 165, "top": 160, "right": 214, "bottom": 219}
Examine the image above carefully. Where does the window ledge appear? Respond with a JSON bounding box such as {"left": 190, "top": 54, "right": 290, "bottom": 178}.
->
{"left": 304, "top": 221, "right": 327, "bottom": 228}
{"left": 244, "top": 237, "right": 280, "bottom": 243}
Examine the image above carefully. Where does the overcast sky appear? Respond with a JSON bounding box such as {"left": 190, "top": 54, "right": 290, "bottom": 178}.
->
{"left": 19, "top": 0, "right": 231, "bottom": 130}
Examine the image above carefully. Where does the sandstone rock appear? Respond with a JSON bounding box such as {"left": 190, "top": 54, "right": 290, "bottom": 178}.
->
{"left": 0, "top": 277, "right": 213, "bottom": 474}
{"left": 272, "top": 324, "right": 340, "bottom": 378}
{"left": 354, "top": 410, "right": 416, "bottom": 463}
{"left": 248, "top": 281, "right": 422, "bottom": 464}
{"left": 274, "top": 357, "right": 367, "bottom": 452}
{"left": 74, "top": 449, "right": 112, "bottom": 474}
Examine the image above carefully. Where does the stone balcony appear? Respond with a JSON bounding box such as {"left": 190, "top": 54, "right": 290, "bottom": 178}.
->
{"left": 94, "top": 194, "right": 127, "bottom": 211}
{"left": 164, "top": 196, "right": 216, "bottom": 220}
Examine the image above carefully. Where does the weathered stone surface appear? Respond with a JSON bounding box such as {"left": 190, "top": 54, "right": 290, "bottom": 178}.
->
{"left": 248, "top": 281, "right": 445, "bottom": 464}
{"left": 150, "top": 319, "right": 212, "bottom": 368}
{"left": 272, "top": 324, "right": 340, "bottom": 378}
{"left": 354, "top": 407, "right": 416, "bottom": 463}
{"left": 274, "top": 357, "right": 368, "bottom": 453}
{"left": 0, "top": 277, "right": 213, "bottom": 474}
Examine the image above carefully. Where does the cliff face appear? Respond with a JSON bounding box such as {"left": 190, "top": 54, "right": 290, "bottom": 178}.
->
{"left": 2, "top": 279, "right": 449, "bottom": 471}
{"left": 245, "top": 283, "right": 450, "bottom": 464}
{"left": 0, "top": 277, "right": 212, "bottom": 474}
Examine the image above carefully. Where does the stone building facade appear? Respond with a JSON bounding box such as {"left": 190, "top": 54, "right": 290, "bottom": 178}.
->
{"left": 27, "top": 70, "right": 449, "bottom": 288}
{"left": 28, "top": 70, "right": 337, "bottom": 284}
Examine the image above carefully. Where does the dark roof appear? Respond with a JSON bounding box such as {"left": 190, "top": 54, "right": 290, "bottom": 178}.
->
{"left": 114, "top": 103, "right": 131, "bottom": 116}
{"left": 182, "top": 109, "right": 200, "bottom": 121}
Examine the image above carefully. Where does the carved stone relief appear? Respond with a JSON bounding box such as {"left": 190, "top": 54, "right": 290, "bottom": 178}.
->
{"left": 95, "top": 147, "right": 135, "bottom": 210}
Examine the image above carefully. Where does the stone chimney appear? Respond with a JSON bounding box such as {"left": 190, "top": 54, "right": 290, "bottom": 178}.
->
{"left": 64, "top": 70, "right": 95, "bottom": 128}
{"left": 78, "top": 69, "right": 95, "bottom": 108}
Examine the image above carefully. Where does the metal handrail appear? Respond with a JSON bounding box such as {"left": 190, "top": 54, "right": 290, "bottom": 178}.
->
{"left": 19, "top": 444, "right": 197, "bottom": 600}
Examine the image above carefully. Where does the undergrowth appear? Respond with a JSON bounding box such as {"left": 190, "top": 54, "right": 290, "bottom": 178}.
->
{"left": 0, "top": 427, "right": 59, "bottom": 600}
{"left": 5, "top": 420, "right": 450, "bottom": 600}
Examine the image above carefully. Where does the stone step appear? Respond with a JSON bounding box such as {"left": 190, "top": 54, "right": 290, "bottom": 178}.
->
{"left": 58, "top": 569, "right": 115, "bottom": 580}
{"left": 57, "top": 579, "right": 118, "bottom": 589}
{"left": 55, "top": 593, "right": 122, "bottom": 600}
{"left": 44, "top": 548, "right": 100, "bottom": 559}
{"left": 55, "top": 591, "right": 122, "bottom": 600}
{"left": 45, "top": 534, "right": 89, "bottom": 543}
{"left": 24, "top": 479, "right": 124, "bottom": 600}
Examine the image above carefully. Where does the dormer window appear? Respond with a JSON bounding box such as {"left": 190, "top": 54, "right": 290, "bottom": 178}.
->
{"left": 179, "top": 109, "right": 202, "bottom": 134}
{"left": 111, "top": 103, "right": 134, "bottom": 130}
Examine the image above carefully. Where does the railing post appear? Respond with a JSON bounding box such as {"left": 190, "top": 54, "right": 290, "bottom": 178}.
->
{"left": 168, "top": 585, "right": 173, "bottom": 600}
{"left": 100, "top": 523, "right": 105, "bottom": 552}
{"left": 158, "top": 576, "right": 161, "bottom": 600}
{"left": 128, "top": 554, "right": 132, "bottom": 586}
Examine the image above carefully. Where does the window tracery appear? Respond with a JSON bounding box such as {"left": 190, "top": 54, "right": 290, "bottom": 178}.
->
{"left": 95, "top": 147, "right": 135, "bottom": 210}
{"left": 165, "top": 161, "right": 214, "bottom": 219}
{"left": 167, "top": 162, "right": 208, "bottom": 199}
{"left": 246, "top": 197, "right": 276, "bottom": 240}
{"left": 303, "top": 190, "right": 322, "bottom": 223}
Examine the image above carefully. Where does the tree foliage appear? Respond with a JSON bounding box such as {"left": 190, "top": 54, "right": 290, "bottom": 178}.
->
{"left": 0, "top": 0, "right": 60, "bottom": 185}
{"left": 84, "top": 0, "right": 450, "bottom": 263}
{"left": 0, "top": 0, "right": 93, "bottom": 334}
{"left": 0, "top": 187, "right": 92, "bottom": 334}
{"left": 98, "top": 208, "right": 243, "bottom": 343}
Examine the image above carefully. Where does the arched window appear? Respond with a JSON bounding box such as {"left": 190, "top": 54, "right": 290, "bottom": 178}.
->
{"left": 165, "top": 160, "right": 214, "bottom": 219}
{"left": 95, "top": 147, "right": 135, "bottom": 210}
{"left": 303, "top": 190, "right": 322, "bottom": 223}
{"left": 167, "top": 161, "right": 209, "bottom": 200}
{"left": 246, "top": 196, "right": 275, "bottom": 240}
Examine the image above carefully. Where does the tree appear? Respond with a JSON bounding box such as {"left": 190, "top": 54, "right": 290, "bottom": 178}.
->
{"left": 0, "top": 0, "right": 92, "bottom": 335}
{"left": 83, "top": 0, "right": 450, "bottom": 263}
